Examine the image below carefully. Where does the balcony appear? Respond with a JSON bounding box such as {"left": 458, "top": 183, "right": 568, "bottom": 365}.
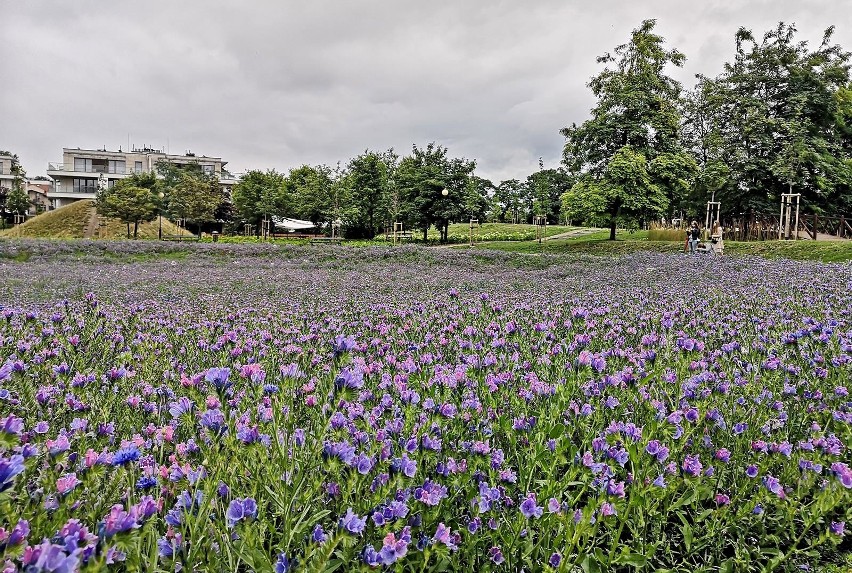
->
{"left": 47, "top": 163, "right": 137, "bottom": 176}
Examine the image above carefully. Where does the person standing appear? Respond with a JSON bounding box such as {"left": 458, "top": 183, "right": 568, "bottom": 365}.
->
{"left": 687, "top": 221, "right": 700, "bottom": 254}
{"left": 710, "top": 221, "right": 724, "bottom": 256}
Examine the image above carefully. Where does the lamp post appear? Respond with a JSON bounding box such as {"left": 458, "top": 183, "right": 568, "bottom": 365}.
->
{"left": 158, "top": 192, "right": 165, "bottom": 240}
{"left": 440, "top": 188, "right": 449, "bottom": 243}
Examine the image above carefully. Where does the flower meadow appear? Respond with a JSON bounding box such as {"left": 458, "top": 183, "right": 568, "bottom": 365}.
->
{"left": 0, "top": 242, "right": 850, "bottom": 572}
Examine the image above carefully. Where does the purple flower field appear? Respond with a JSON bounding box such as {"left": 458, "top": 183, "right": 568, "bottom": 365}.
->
{"left": 0, "top": 242, "right": 850, "bottom": 571}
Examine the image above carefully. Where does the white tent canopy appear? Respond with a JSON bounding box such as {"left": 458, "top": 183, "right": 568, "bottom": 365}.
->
{"left": 271, "top": 216, "right": 318, "bottom": 231}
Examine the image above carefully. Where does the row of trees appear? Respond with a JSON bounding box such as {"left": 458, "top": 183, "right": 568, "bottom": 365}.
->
{"left": 562, "top": 20, "right": 852, "bottom": 239}
{"left": 230, "top": 145, "right": 572, "bottom": 240}
{"left": 91, "top": 147, "right": 570, "bottom": 241}
{"left": 96, "top": 163, "right": 225, "bottom": 238}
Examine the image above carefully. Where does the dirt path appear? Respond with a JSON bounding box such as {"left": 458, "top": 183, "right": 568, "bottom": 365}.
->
{"left": 83, "top": 206, "right": 99, "bottom": 239}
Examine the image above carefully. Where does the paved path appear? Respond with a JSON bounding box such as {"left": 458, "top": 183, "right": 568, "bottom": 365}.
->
{"left": 432, "top": 227, "right": 603, "bottom": 249}
{"left": 83, "top": 206, "right": 99, "bottom": 239}
{"left": 541, "top": 227, "right": 602, "bottom": 241}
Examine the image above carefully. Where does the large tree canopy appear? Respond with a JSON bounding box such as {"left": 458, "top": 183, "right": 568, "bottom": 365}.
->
{"left": 396, "top": 143, "right": 476, "bottom": 242}
{"left": 96, "top": 175, "right": 159, "bottom": 239}
{"left": 684, "top": 23, "right": 852, "bottom": 217}
{"left": 562, "top": 19, "right": 695, "bottom": 238}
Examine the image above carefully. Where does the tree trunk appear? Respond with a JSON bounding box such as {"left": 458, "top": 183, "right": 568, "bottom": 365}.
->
{"left": 126, "top": 222, "right": 131, "bottom": 239}
{"left": 134, "top": 221, "right": 139, "bottom": 239}
{"left": 423, "top": 227, "right": 428, "bottom": 242}
{"left": 609, "top": 220, "right": 617, "bottom": 241}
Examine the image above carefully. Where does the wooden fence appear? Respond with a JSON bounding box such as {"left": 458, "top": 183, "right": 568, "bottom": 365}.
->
{"left": 653, "top": 213, "right": 851, "bottom": 241}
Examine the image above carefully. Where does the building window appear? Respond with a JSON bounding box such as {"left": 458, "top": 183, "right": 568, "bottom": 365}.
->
{"left": 202, "top": 164, "right": 214, "bottom": 175}
{"left": 135, "top": 161, "right": 143, "bottom": 174}
{"left": 72, "top": 178, "right": 98, "bottom": 193}
{"left": 108, "top": 160, "right": 126, "bottom": 174}
{"left": 74, "top": 158, "right": 91, "bottom": 172}
{"left": 0, "top": 162, "right": 4, "bottom": 174}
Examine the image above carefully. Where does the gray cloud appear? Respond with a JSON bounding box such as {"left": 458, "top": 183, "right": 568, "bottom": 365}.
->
{"left": 2, "top": 0, "right": 849, "bottom": 183}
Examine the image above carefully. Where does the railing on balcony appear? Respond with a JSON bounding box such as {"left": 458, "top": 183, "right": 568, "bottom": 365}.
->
{"left": 47, "top": 163, "right": 139, "bottom": 175}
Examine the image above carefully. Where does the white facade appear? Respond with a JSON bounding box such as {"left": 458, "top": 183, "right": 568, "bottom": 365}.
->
{"left": 0, "top": 152, "right": 16, "bottom": 195}
{"left": 47, "top": 147, "right": 239, "bottom": 209}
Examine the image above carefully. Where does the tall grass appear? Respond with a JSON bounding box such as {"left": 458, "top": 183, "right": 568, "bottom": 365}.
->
{"left": 648, "top": 228, "right": 687, "bottom": 241}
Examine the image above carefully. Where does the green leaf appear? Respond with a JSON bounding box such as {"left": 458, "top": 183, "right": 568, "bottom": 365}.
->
{"left": 615, "top": 552, "right": 648, "bottom": 567}
{"left": 580, "top": 553, "right": 601, "bottom": 573}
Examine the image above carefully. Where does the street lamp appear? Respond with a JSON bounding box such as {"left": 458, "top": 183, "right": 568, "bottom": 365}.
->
{"left": 158, "top": 192, "right": 165, "bottom": 240}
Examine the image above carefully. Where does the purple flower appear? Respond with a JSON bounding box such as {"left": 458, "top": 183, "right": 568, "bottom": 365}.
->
{"left": 763, "top": 475, "right": 786, "bottom": 499}
{"left": 432, "top": 523, "right": 457, "bottom": 550}
{"left": 0, "top": 454, "right": 25, "bottom": 492}
{"left": 339, "top": 507, "right": 367, "bottom": 535}
{"left": 488, "top": 546, "right": 505, "bottom": 564}
{"left": 335, "top": 367, "right": 364, "bottom": 390}
{"left": 715, "top": 448, "right": 731, "bottom": 463}
{"left": 56, "top": 473, "right": 81, "bottom": 496}
{"left": 21, "top": 540, "right": 80, "bottom": 573}
{"left": 547, "top": 497, "right": 561, "bottom": 513}
{"left": 600, "top": 502, "right": 616, "bottom": 517}
{"left": 274, "top": 552, "right": 293, "bottom": 573}
{"left": 829, "top": 522, "right": 845, "bottom": 536}
{"left": 205, "top": 367, "right": 232, "bottom": 390}
{"left": 392, "top": 454, "right": 417, "bottom": 478}
{"left": 0, "top": 415, "right": 24, "bottom": 435}
{"left": 226, "top": 498, "right": 258, "bottom": 528}
{"left": 549, "top": 552, "right": 562, "bottom": 567}
{"left": 746, "top": 465, "right": 759, "bottom": 478}
{"left": 682, "top": 455, "right": 703, "bottom": 477}
{"left": 103, "top": 504, "right": 137, "bottom": 537}
{"left": 1, "top": 519, "right": 29, "bottom": 546}
{"left": 520, "top": 493, "right": 543, "bottom": 519}
{"left": 332, "top": 334, "right": 357, "bottom": 355}
{"left": 311, "top": 525, "right": 327, "bottom": 544}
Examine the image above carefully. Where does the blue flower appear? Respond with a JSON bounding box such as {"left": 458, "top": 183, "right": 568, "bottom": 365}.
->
{"left": 205, "top": 367, "right": 232, "bottom": 390}
{"left": 332, "top": 335, "right": 357, "bottom": 356}
{"left": 339, "top": 507, "right": 366, "bottom": 535}
{"left": 0, "top": 454, "right": 25, "bottom": 492}
{"left": 520, "top": 494, "right": 543, "bottom": 519}
{"left": 111, "top": 446, "right": 140, "bottom": 466}
{"left": 274, "top": 552, "right": 293, "bottom": 573}
{"left": 226, "top": 498, "right": 258, "bottom": 528}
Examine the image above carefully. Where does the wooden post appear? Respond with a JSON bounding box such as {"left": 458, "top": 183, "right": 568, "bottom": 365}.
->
{"left": 812, "top": 213, "right": 818, "bottom": 240}
{"left": 838, "top": 216, "right": 844, "bottom": 238}
{"left": 793, "top": 196, "right": 800, "bottom": 241}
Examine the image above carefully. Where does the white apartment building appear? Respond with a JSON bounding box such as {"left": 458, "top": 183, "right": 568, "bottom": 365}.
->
{"left": 0, "top": 152, "right": 18, "bottom": 195}
{"left": 47, "top": 146, "right": 239, "bottom": 209}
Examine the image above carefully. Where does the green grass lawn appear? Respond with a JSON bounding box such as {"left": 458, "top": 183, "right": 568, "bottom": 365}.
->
{"left": 424, "top": 222, "right": 576, "bottom": 242}
{"left": 479, "top": 229, "right": 852, "bottom": 262}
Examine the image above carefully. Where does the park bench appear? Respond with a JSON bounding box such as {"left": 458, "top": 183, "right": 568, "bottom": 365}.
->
{"left": 383, "top": 231, "right": 414, "bottom": 242}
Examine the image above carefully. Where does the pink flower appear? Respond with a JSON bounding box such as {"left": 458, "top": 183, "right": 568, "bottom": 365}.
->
{"left": 56, "top": 473, "right": 81, "bottom": 496}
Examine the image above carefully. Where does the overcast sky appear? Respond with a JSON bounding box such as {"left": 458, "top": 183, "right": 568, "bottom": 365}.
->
{"left": 2, "top": 0, "right": 849, "bottom": 183}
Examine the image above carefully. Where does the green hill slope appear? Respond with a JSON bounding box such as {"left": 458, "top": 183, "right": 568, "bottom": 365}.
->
{"left": 0, "top": 200, "right": 193, "bottom": 240}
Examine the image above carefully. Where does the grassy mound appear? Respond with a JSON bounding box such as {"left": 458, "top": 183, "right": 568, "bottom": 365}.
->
{"left": 0, "top": 200, "right": 193, "bottom": 240}
{"left": 0, "top": 200, "right": 92, "bottom": 239}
